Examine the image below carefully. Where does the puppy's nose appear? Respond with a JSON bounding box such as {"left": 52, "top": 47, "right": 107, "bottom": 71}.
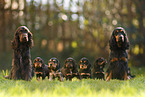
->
{"left": 52, "top": 64, "right": 56, "bottom": 68}
{"left": 81, "top": 66, "right": 83, "bottom": 68}
{"left": 50, "top": 64, "right": 52, "bottom": 66}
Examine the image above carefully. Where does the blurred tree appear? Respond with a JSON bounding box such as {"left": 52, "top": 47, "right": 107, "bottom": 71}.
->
{"left": 0, "top": 0, "right": 145, "bottom": 70}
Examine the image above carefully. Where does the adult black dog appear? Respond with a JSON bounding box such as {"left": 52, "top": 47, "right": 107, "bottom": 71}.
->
{"left": 106, "top": 27, "right": 134, "bottom": 81}
{"left": 48, "top": 58, "right": 64, "bottom": 81}
{"left": 5, "top": 26, "right": 33, "bottom": 81}
{"left": 92, "top": 57, "right": 107, "bottom": 80}
{"left": 61, "top": 57, "right": 81, "bottom": 81}
{"left": 79, "top": 57, "right": 91, "bottom": 79}
{"left": 33, "top": 57, "right": 49, "bottom": 81}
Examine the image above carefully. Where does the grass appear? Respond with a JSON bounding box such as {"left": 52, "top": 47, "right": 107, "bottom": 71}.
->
{"left": 0, "top": 67, "right": 145, "bottom": 97}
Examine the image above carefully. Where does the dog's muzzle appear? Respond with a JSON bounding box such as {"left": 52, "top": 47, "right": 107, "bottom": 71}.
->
{"left": 20, "top": 33, "right": 28, "bottom": 42}
{"left": 116, "top": 34, "right": 124, "bottom": 43}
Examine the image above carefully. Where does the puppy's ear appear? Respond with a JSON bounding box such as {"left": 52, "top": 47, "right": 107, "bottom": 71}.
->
{"left": 72, "top": 60, "right": 77, "bottom": 71}
{"left": 87, "top": 60, "right": 91, "bottom": 68}
{"left": 11, "top": 28, "right": 20, "bottom": 49}
{"left": 56, "top": 59, "right": 60, "bottom": 69}
{"left": 32, "top": 59, "right": 36, "bottom": 68}
{"left": 41, "top": 59, "right": 45, "bottom": 68}
{"left": 64, "top": 59, "right": 67, "bottom": 68}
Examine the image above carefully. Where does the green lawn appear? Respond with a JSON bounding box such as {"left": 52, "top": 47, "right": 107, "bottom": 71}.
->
{"left": 0, "top": 67, "right": 145, "bottom": 97}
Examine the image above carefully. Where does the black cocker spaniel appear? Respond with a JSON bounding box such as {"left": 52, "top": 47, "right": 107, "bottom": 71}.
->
{"left": 5, "top": 26, "right": 33, "bottom": 81}
{"left": 106, "top": 27, "right": 134, "bottom": 81}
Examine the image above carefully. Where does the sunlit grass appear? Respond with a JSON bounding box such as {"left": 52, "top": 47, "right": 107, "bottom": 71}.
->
{"left": 0, "top": 67, "right": 145, "bottom": 97}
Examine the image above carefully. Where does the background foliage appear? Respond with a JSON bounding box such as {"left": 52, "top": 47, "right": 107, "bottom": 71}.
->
{"left": 0, "top": 0, "right": 145, "bottom": 70}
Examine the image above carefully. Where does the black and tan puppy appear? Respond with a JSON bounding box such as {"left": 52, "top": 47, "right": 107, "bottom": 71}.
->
{"left": 48, "top": 58, "right": 64, "bottom": 81}
{"left": 92, "top": 57, "right": 107, "bottom": 80}
{"left": 61, "top": 57, "right": 81, "bottom": 81}
{"left": 79, "top": 57, "right": 91, "bottom": 79}
{"left": 33, "top": 57, "right": 49, "bottom": 81}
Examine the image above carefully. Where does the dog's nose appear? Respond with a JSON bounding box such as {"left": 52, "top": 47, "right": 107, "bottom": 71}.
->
{"left": 81, "top": 66, "right": 83, "bottom": 68}
{"left": 22, "top": 33, "right": 28, "bottom": 41}
{"left": 50, "top": 64, "right": 52, "bottom": 66}
{"left": 119, "top": 36, "right": 122, "bottom": 41}
{"left": 118, "top": 35, "right": 124, "bottom": 42}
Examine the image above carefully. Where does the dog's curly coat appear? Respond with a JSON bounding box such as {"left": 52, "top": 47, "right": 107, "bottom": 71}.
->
{"left": 5, "top": 26, "right": 33, "bottom": 81}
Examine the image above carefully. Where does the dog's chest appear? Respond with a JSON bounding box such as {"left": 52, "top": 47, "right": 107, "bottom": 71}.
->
{"left": 110, "top": 50, "right": 128, "bottom": 58}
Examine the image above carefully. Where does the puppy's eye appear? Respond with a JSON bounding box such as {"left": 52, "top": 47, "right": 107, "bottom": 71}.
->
{"left": 53, "top": 61, "right": 56, "bottom": 63}
{"left": 34, "top": 60, "right": 37, "bottom": 63}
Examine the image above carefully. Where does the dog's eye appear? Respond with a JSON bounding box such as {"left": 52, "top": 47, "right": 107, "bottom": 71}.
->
{"left": 114, "top": 31, "right": 118, "bottom": 36}
{"left": 120, "top": 30, "right": 123, "bottom": 32}
{"left": 34, "top": 60, "right": 37, "bottom": 63}
{"left": 20, "top": 29, "right": 23, "bottom": 32}
{"left": 121, "top": 31, "right": 125, "bottom": 35}
{"left": 40, "top": 60, "right": 42, "bottom": 63}
{"left": 24, "top": 29, "right": 27, "bottom": 32}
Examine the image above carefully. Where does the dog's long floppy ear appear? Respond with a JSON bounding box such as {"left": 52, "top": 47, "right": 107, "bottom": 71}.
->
{"left": 72, "top": 59, "right": 78, "bottom": 72}
{"left": 56, "top": 58, "right": 60, "bottom": 70}
{"left": 11, "top": 27, "right": 20, "bottom": 49}
{"left": 24, "top": 26, "right": 33, "bottom": 48}
{"left": 109, "top": 30, "right": 118, "bottom": 50}
{"left": 87, "top": 60, "right": 91, "bottom": 69}
{"left": 94, "top": 59, "right": 98, "bottom": 68}
{"left": 122, "top": 29, "right": 129, "bottom": 50}
{"left": 64, "top": 59, "right": 67, "bottom": 68}
{"left": 32, "top": 59, "right": 36, "bottom": 68}
{"left": 41, "top": 59, "right": 45, "bottom": 68}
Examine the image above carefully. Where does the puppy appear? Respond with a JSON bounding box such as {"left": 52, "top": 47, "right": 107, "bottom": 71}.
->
{"left": 33, "top": 57, "right": 49, "bottom": 81}
{"left": 48, "top": 57, "right": 64, "bottom": 81}
{"left": 79, "top": 57, "right": 91, "bottom": 79}
{"left": 61, "top": 57, "right": 81, "bottom": 81}
{"left": 92, "top": 57, "right": 107, "bottom": 80}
